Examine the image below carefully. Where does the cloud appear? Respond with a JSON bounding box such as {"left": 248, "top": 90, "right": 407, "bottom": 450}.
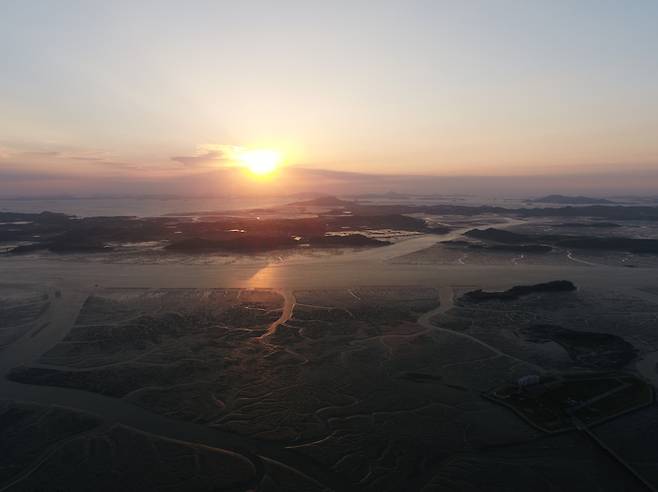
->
{"left": 91, "top": 160, "right": 143, "bottom": 171}
{"left": 30, "top": 150, "right": 111, "bottom": 161}
{"left": 0, "top": 170, "right": 35, "bottom": 182}
{"left": 289, "top": 166, "right": 389, "bottom": 182}
{"left": 70, "top": 156, "right": 104, "bottom": 161}
{"left": 20, "top": 150, "right": 61, "bottom": 158}
{"left": 171, "top": 151, "right": 221, "bottom": 167}
{"left": 0, "top": 141, "right": 111, "bottom": 162}
{"left": 0, "top": 167, "right": 68, "bottom": 181}
{"left": 0, "top": 146, "right": 12, "bottom": 160}
{"left": 171, "top": 144, "right": 244, "bottom": 168}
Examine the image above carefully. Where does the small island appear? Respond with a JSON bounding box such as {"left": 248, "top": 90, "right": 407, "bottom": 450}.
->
{"left": 462, "top": 280, "right": 577, "bottom": 302}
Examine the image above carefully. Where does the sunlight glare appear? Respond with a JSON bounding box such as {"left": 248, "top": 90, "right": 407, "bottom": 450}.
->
{"left": 239, "top": 149, "right": 281, "bottom": 176}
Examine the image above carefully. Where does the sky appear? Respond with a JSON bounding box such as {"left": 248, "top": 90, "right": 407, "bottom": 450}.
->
{"left": 1, "top": 0, "right": 658, "bottom": 196}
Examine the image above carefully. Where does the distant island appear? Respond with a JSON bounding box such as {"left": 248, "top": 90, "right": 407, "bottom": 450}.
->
{"left": 528, "top": 194, "right": 615, "bottom": 205}
{"left": 462, "top": 280, "right": 577, "bottom": 302}
{"left": 0, "top": 204, "right": 432, "bottom": 256}
{"left": 464, "top": 226, "right": 658, "bottom": 254}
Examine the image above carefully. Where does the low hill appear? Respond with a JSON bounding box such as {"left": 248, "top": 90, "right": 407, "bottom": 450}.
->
{"left": 290, "top": 195, "right": 354, "bottom": 207}
{"left": 462, "top": 281, "right": 577, "bottom": 302}
{"left": 529, "top": 195, "right": 615, "bottom": 205}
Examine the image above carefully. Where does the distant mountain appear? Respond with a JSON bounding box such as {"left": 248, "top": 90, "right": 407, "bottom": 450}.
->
{"left": 290, "top": 195, "right": 354, "bottom": 207}
{"left": 284, "top": 191, "right": 330, "bottom": 200}
{"left": 529, "top": 194, "right": 615, "bottom": 205}
{"left": 349, "top": 191, "right": 412, "bottom": 200}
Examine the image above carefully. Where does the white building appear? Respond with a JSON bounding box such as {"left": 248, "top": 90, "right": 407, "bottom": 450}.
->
{"left": 517, "top": 375, "right": 541, "bottom": 388}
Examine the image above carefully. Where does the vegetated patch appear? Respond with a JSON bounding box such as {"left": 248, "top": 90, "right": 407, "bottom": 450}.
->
{"left": 485, "top": 372, "right": 653, "bottom": 433}
{"left": 462, "top": 281, "right": 576, "bottom": 303}
{"left": 518, "top": 324, "right": 638, "bottom": 369}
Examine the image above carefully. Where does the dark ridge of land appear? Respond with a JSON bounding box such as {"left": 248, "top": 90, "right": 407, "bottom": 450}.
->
{"left": 528, "top": 195, "right": 616, "bottom": 205}
{"left": 462, "top": 280, "right": 576, "bottom": 302}
{"left": 344, "top": 201, "right": 658, "bottom": 221}
{"left": 0, "top": 211, "right": 71, "bottom": 223}
{"left": 556, "top": 237, "right": 658, "bottom": 254}
{"left": 469, "top": 244, "right": 553, "bottom": 253}
{"left": 553, "top": 222, "right": 623, "bottom": 228}
{"left": 464, "top": 228, "right": 538, "bottom": 244}
{"left": 172, "top": 195, "right": 649, "bottom": 220}
{"left": 349, "top": 191, "right": 413, "bottom": 200}
{"left": 464, "top": 227, "right": 658, "bottom": 254}
{"left": 307, "top": 234, "right": 390, "bottom": 247}
{"left": 440, "top": 240, "right": 471, "bottom": 246}
{"left": 441, "top": 239, "right": 552, "bottom": 253}
{"left": 10, "top": 242, "right": 112, "bottom": 254}
{"left": 515, "top": 205, "right": 658, "bottom": 220}
{"left": 11, "top": 198, "right": 658, "bottom": 223}
{"left": 285, "top": 191, "right": 331, "bottom": 200}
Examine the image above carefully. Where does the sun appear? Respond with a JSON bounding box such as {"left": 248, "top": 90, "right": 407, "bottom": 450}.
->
{"left": 239, "top": 149, "right": 281, "bottom": 176}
